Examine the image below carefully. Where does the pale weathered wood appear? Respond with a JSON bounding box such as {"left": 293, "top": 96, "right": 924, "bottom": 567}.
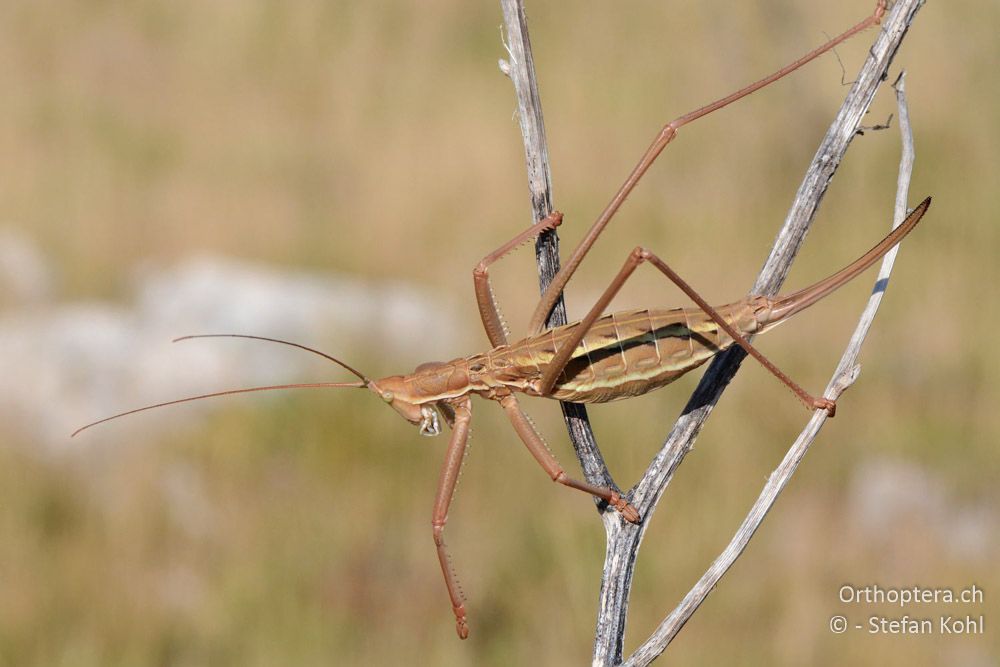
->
{"left": 499, "top": 0, "right": 618, "bottom": 493}
{"left": 497, "top": 1, "right": 925, "bottom": 664}
{"left": 601, "top": 2, "right": 925, "bottom": 663}
{"left": 623, "top": 68, "right": 919, "bottom": 667}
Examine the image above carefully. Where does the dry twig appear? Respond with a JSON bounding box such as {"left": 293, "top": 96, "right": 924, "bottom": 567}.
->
{"left": 499, "top": 0, "right": 618, "bottom": 493}
{"left": 622, "top": 67, "right": 918, "bottom": 667}
{"left": 498, "top": 1, "right": 924, "bottom": 664}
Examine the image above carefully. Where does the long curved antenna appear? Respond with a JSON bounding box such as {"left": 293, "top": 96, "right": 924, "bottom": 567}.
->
{"left": 173, "top": 333, "right": 369, "bottom": 383}
{"left": 71, "top": 380, "right": 367, "bottom": 437}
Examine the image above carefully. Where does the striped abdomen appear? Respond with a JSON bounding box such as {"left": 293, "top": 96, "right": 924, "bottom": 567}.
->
{"left": 488, "top": 302, "right": 764, "bottom": 404}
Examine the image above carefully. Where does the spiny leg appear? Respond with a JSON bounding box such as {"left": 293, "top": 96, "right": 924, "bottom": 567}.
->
{"left": 431, "top": 396, "right": 474, "bottom": 639}
{"left": 473, "top": 211, "right": 563, "bottom": 347}
{"left": 526, "top": 1, "right": 887, "bottom": 335}
{"left": 537, "top": 246, "right": 835, "bottom": 415}
{"left": 642, "top": 250, "right": 836, "bottom": 414}
{"left": 498, "top": 393, "right": 640, "bottom": 523}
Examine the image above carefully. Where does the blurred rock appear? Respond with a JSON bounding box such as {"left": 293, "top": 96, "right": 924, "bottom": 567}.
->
{"left": 848, "top": 457, "right": 996, "bottom": 562}
{"left": 0, "top": 228, "right": 54, "bottom": 307}
{"left": 1, "top": 252, "right": 466, "bottom": 455}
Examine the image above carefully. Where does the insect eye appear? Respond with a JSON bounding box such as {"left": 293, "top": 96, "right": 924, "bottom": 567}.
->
{"left": 381, "top": 391, "right": 394, "bottom": 403}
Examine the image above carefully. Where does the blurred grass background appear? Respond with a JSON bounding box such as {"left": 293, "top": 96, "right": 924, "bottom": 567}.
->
{"left": 1, "top": 0, "right": 998, "bottom": 665}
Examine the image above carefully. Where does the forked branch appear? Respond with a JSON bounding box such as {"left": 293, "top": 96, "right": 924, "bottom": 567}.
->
{"left": 608, "top": 1, "right": 924, "bottom": 663}
{"left": 623, "top": 68, "right": 919, "bottom": 667}
{"left": 498, "top": 0, "right": 924, "bottom": 664}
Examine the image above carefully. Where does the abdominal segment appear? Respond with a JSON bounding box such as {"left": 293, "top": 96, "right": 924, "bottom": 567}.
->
{"left": 547, "top": 308, "right": 736, "bottom": 403}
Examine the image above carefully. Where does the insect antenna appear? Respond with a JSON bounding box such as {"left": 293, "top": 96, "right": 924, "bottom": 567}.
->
{"left": 174, "top": 333, "right": 369, "bottom": 383}
{"left": 72, "top": 333, "right": 372, "bottom": 437}
{"left": 71, "top": 380, "right": 367, "bottom": 437}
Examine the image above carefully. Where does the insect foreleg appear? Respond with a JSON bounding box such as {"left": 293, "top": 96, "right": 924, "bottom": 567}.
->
{"left": 431, "top": 396, "right": 474, "bottom": 639}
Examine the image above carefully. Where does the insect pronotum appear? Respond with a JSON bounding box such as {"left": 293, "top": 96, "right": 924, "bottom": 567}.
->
{"left": 76, "top": 0, "right": 931, "bottom": 639}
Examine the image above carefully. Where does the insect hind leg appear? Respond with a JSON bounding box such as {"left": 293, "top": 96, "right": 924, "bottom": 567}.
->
{"left": 536, "top": 246, "right": 836, "bottom": 416}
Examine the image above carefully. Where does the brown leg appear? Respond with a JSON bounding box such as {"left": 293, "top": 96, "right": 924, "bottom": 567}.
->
{"left": 431, "top": 396, "right": 474, "bottom": 639}
{"left": 499, "top": 393, "right": 640, "bottom": 523}
{"left": 537, "top": 247, "right": 836, "bottom": 415}
{"left": 473, "top": 211, "right": 563, "bottom": 348}
{"left": 525, "top": 1, "right": 886, "bottom": 336}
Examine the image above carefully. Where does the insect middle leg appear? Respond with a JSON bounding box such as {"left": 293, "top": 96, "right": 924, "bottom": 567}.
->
{"left": 498, "top": 393, "right": 640, "bottom": 522}
{"left": 537, "top": 246, "right": 836, "bottom": 415}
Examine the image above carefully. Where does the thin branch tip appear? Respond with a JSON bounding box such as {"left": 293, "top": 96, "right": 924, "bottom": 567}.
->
{"left": 496, "top": 1, "right": 922, "bottom": 664}
{"left": 623, "top": 0, "right": 923, "bottom": 663}
{"left": 833, "top": 364, "right": 863, "bottom": 395}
